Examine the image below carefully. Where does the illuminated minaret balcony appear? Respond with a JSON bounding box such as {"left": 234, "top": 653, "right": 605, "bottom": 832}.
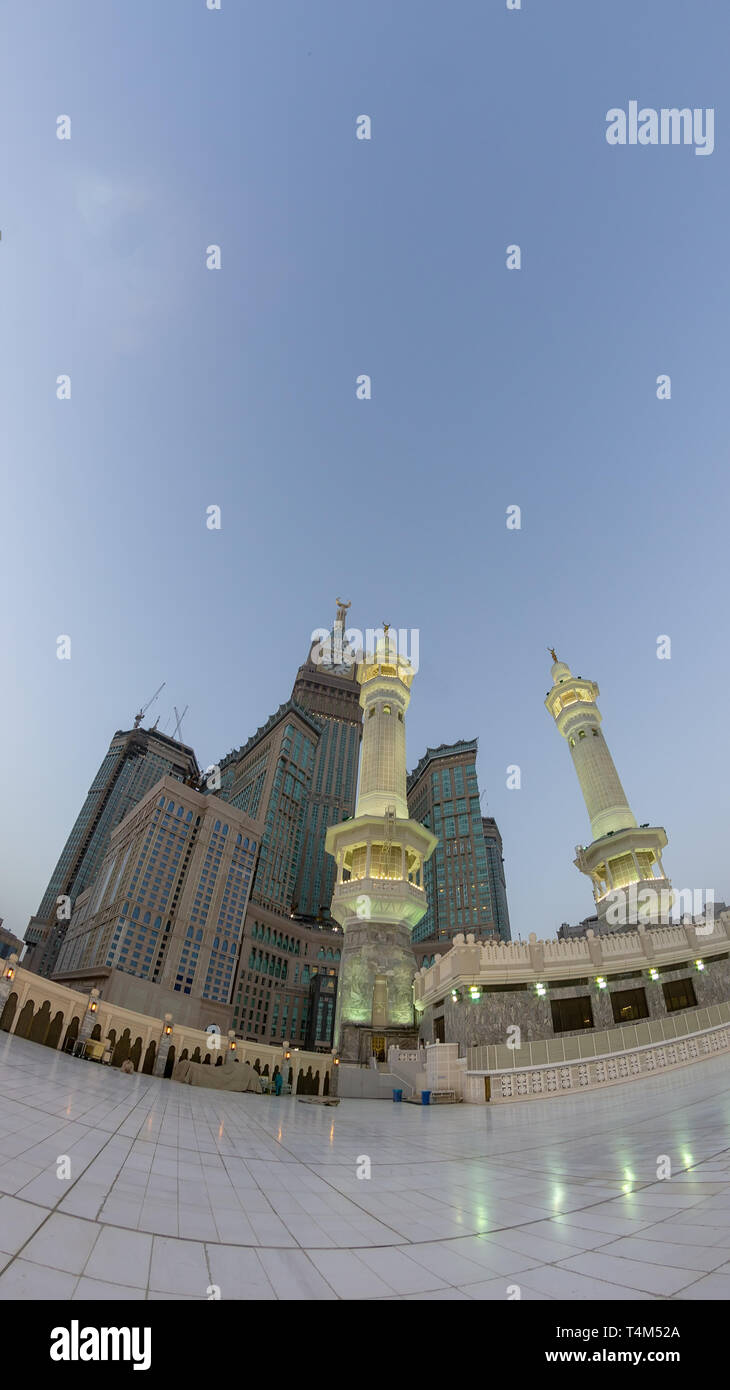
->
{"left": 545, "top": 650, "right": 671, "bottom": 926}
{"left": 325, "top": 628, "right": 437, "bottom": 1061}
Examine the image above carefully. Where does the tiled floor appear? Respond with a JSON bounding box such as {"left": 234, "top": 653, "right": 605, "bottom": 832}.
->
{"left": 1, "top": 1032, "right": 730, "bottom": 1300}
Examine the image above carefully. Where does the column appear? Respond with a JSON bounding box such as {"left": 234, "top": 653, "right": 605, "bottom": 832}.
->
{"left": 77, "top": 989, "right": 102, "bottom": 1046}
{"left": 0, "top": 954, "right": 18, "bottom": 1014}
{"left": 154, "top": 1014, "right": 175, "bottom": 1077}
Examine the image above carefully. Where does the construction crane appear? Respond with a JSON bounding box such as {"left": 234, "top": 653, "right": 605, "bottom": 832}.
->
{"left": 173, "top": 704, "right": 189, "bottom": 744}
{"left": 133, "top": 682, "right": 165, "bottom": 730}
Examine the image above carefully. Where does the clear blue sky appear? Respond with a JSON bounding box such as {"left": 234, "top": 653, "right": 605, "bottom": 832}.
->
{"left": 2, "top": 0, "right": 729, "bottom": 942}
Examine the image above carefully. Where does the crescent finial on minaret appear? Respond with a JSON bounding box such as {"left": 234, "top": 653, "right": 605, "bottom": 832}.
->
{"left": 549, "top": 646, "right": 559, "bottom": 664}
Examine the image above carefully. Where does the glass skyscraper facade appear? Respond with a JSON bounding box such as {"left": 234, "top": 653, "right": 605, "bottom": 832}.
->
{"left": 290, "top": 632, "right": 362, "bottom": 920}
{"left": 407, "top": 740, "right": 511, "bottom": 944}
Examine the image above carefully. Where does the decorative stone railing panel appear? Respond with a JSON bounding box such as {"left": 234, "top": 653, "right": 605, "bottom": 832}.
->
{"left": 463, "top": 1018, "right": 730, "bottom": 1104}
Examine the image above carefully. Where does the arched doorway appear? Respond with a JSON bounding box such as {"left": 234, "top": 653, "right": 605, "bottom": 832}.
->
{"left": 62, "top": 1014, "right": 80, "bottom": 1052}
{"left": 323, "top": 1071, "right": 330, "bottom": 1095}
{"left": 191, "top": 1047, "right": 201, "bottom": 1063}
{"left": 130, "top": 1037, "right": 143, "bottom": 1071}
{"left": 142, "top": 1040, "right": 156, "bottom": 1074}
{"left": 14, "top": 999, "right": 36, "bottom": 1040}
{"left": 111, "top": 1028, "right": 132, "bottom": 1068}
{"left": 0, "top": 992, "right": 18, "bottom": 1033}
{"left": 163, "top": 1045, "right": 176, "bottom": 1079}
{"left": 29, "top": 1001, "right": 52, "bottom": 1045}
{"left": 45, "top": 1011, "right": 65, "bottom": 1050}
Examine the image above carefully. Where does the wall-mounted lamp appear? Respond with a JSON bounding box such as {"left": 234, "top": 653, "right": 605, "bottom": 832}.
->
{"left": 89, "top": 1000, "right": 98, "bottom": 1013}
{"left": 4, "top": 965, "right": 15, "bottom": 981}
{"left": 164, "top": 1023, "right": 173, "bottom": 1037}
{"left": 535, "top": 982, "right": 547, "bottom": 998}
{"left": 648, "top": 967, "right": 659, "bottom": 981}
{"left": 695, "top": 959, "right": 705, "bottom": 972}
{"left": 595, "top": 976, "right": 607, "bottom": 990}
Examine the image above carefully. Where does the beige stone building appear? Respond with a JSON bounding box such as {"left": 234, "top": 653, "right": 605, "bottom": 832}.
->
{"left": 53, "top": 776, "right": 261, "bottom": 1027}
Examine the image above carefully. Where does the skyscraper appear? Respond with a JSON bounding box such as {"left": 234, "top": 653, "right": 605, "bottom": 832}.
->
{"left": 482, "top": 816, "right": 511, "bottom": 942}
{"left": 545, "top": 651, "right": 671, "bottom": 925}
{"left": 54, "top": 776, "right": 260, "bottom": 1025}
{"left": 407, "top": 740, "right": 511, "bottom": 943}
{"left": 24, "top": 725, "right": 199, "bottom": 976}
{"left": 290, "top": 601, "right": 362, "bottom": 921}
{"left": 216, "top": 697, "right": 345, "bottom": 1041}
{"left": 217, "top": 700, "right": 322, "bottom": 916}
{"left": 326, "top": 629, "right": 437, "bottom": 1062}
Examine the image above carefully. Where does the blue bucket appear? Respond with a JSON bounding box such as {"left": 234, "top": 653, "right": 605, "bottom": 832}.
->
{"left": 421, "top": 1090, "right": 431, "bottom": 1106}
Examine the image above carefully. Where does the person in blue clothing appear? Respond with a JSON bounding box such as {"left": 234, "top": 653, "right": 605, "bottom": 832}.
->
{"left": 274, "top": 1069, "right": 283, "bottom": 1096}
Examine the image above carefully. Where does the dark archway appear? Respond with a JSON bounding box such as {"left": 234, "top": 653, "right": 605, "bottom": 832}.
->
{"left": 323, "top": 1071, "right": 330, "bottom": 1096}
{"left": 262, "top": 1063, "right": 270, "bottom": 1076}
{"left": 107, "top": 1028, "right": 117, "bottom": 1047}
{"left": 142, "top": 1040, "right": 156, "bottom": 1074}
{"left": 296, "top": 1070, "right": 304, "bottom": 1094}
{"left": 45, "top": 1010, "right": 64, "bottom": 1050}
{"left": 253, "top": 1058, "right": 261, "bottom": 1073}
{"left": 29, "top": 1000, "right": 52, "bottom": 1045}
{"left": 15, "top": 999, "right": 36, "bottom": 1040}
{"left": 130, "top": 1037, "right": 143, "bottom": 1071}
{"left": 179, "top": 1049, "right": 189, "bottom": 1062}
{"left": 191, "top": 1046, "right": 201, "bottom": 1063}
{"left": 287, "top": 1066, "right": 293, "bottom": 1087}
{"left": 90, "top": 1023, "right": 102, "bottom": 1041}
{"left": 163, "top": 1045, "right": 176, "bottom": 1079}
{"left": 215, "top": 1055, "right": 223, "bottom": 1067}
{"left": 62, "top": 1014, "right": 80, "bottom": 1052}
{"left": 313, "top": 1070, "right": 320, "bottom": 1095}
{"left": 111, "top": 1028, "right": 132, "bottom": 1068}
{"left": 0, "top": 992, "right": 18, "bottom": 1033}
{"left": 203, "top": 1052, "right": 211, "bottom": 1065}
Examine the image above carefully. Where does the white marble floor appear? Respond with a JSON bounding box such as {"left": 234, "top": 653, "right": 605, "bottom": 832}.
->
{"left": 1, "top": 1033, "right": 730, "bottom": 1300}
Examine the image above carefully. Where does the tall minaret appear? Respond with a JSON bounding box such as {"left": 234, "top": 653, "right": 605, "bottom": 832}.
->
{"left": 545, "top": 650, "right": 671, "bottom": 925}
{"left": 325, "top": 627, "right": 437, "bottom": 1062}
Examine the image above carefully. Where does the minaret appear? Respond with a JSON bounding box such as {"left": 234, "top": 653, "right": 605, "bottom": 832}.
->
{"left": 325, "top": 627, "right": 437, "bottom": 1062}
{"left": 545, "top": 650, "right": 671, "bottom": 926}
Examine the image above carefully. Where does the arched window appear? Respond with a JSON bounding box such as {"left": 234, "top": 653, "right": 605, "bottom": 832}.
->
{"left": 383, "top": 704, "right": 391, "bottom": 715}
{"left": 195, "top": 928, "right": 203, "bottom": 942}
{"left": 167, "top": 800, "right": 175, "bottom": 811}
{"left": 186, "top": 810, "right": 193, "bottom": 822}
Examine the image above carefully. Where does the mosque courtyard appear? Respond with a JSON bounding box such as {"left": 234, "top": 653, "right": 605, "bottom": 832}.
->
{"left": 0, "top": 1031, "right": 729, "bottom": 1301}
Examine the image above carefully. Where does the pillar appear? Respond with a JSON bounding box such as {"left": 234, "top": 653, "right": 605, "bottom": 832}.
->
{"left": 154, "top": 1014, "right": 175, "bottom": 1077}
{"left": 77, "top": 988, "right": 102, "bottom": 1045}
{"left": 0, "top": 954, "right": 18, "bottom": 1013}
